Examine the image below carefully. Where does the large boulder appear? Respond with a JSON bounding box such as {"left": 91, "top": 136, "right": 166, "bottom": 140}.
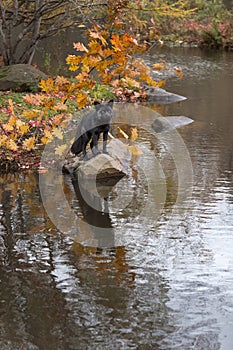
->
{"left": 66, "top": 139, "right": 130, "bottom": 181}
{"left": 0, "top": 64, "right": 48, "bottom": 92}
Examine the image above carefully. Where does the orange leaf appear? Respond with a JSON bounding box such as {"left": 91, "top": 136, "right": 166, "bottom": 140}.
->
{"left": 2, "top": 124, "right": 13, "bottom": 132}
{"left": 153, "top": 63, "right": 163, "bottom": 71}
{"left": 23, "top": 94, "right": 45, "bottom": 106}
{"left": 157, "top": 79, "right": 166, "bottom": 88}
{"left": 175, "top": 67, "right": 183, "bottom": 79}
{"left": 77, "top": 93, "right": 88, "bottom": 109}
{"left": 53, "top": 102, "right": 68, "bottom": 111}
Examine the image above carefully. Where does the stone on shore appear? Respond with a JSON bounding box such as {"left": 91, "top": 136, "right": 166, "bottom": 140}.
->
{"left": 144, "top": 86, "right": 186, "bottom": 104}
{"left": 0, "top": 64, "right": 48, "bottom": 92}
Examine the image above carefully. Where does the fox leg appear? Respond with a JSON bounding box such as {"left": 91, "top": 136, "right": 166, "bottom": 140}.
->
{"left": 82, "top": 134, "right": 90, "bottom": 158}
{"left": 103, "top": 130, "right": 109, "bottom": 153}
{"left": 90, "top": 132, "right": 100, "bottom": 156}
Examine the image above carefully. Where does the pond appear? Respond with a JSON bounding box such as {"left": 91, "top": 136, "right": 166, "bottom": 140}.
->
{"left": 0, "top": 47, "right": 233, "bottom": 350}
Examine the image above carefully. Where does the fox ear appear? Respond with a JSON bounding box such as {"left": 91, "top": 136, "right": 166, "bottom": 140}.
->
{"left": 94, "top": 101, "right": 101, "bottom": 110}
{"left": 108, "top": 99, "right": 114, "bottom": 108}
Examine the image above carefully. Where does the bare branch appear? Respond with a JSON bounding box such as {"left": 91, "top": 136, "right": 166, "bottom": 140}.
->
{"left": 0, "top": 0, "right": 110, "bottom": 65}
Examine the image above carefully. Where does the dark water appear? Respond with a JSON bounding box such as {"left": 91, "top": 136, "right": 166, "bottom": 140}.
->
{"left": 1, "top": 48, "right": 233, "bottom": 350}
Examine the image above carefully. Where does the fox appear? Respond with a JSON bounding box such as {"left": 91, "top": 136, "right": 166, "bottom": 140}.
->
{"left": 71, "top": 100, "right": 114, "bottom": 159}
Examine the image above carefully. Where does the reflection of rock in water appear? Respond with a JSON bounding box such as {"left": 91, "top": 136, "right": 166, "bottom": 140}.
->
{"left": 72, "top": 177, "right": 116, "bottom": 249}
{"left": 71, "top": 177, "right": 136, "bottom": 287}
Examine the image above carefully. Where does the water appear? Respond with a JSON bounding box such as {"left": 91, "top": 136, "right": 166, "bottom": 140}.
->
{"left": 1, "top": 47, "right": 233, "bottom": 350}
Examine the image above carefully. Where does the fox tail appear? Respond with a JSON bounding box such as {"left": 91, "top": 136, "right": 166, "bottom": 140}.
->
{"left": 71, "top": 136, "right": 83, "bottom": 155}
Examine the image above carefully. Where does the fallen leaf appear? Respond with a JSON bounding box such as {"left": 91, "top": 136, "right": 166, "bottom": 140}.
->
{"left": 55, "top": 144, "right": 67, "bottom": 156}
{"left": 118, "top": 127, "right": 129, "bottom": 139}
{"left": 22, "top": 137, "right": 36, "bottom": 151}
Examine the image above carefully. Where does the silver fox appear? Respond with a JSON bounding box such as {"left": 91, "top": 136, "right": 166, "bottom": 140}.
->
{"left": 71, "top": 100, "right": 114, "bottom": 158}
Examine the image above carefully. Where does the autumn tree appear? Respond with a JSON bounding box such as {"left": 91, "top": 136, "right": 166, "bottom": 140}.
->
{"left": 0, "top": 0, "right": 110, "bottom": 66}
{"left": 0, "top": 1, "right": 195, "bottom": 67}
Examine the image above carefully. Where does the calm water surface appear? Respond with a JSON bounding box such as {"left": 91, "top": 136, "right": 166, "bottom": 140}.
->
{"left": 0, "top": 48, "right": 233, "bottom": 350}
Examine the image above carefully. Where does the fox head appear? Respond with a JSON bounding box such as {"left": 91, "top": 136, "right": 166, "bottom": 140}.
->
{"left": 94, "top": 100, "right": 114, "bottom": 123}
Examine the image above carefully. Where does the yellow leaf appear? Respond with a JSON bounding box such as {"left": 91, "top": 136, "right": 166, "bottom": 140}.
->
{"left": 66, "top": 55, "right": 80, "bottom": 71}
{"left": 0, "top": 135, "right": 7, "bottom": 147}
{"left": 127, "top": 144, "right": 143, "bottom": 156}
{"left": 131, "top": 127, "right": 138, "bottom": 142}
{"left": 52, "top": 128, "right": 63, "bottom": 140}
{"left": 22, "top": 137, "right": 35, "bottom": 151}
{"left": 19, "top": 124, "right": 29, "bottom": 134}
{"left": 55, "top": 144, "right": 67, "bottom": 156}
{"left": 157, "top": 79, "right": 166, "bottom": 88}
{"left": 41, "top": 130, "right": 53, "bottom": 144}
{"left": 8, "top": 115, "right": 17, "bottom": 126}
{"left": 6, "top": 139, "right": 18, "bottom": 151}
{"left": 118, "top": 127, "right": 129, "bottom": 139}
{"left": 77, "top": 93, "right": 88, "bottom": 109}
{"left": 39, "top": 77, "right": 56, "bottom": 93}
{"left": 22, "top": 109, "right": 40, "bottom": 119}
{"left": 121, "top": 77, "right": 140, "bottom": 88}
{"left": 3, "top": 122, "right": 14, "bottom": 132}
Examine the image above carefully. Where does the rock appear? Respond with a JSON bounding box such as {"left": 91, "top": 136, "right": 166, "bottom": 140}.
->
{"left": 144, "top": 86, "right": 186, "bottom": 104}
{"left": 152, "top": 116, "right": 194, "bottom": 133}
{"left": 72, "top": 139, "right": 130, "bottom": 181}
{"left": 77, "top": 153, "right": 126, "bottom": 181}
{"left": 0, "top": 64, "right": 48, "bottom": 92}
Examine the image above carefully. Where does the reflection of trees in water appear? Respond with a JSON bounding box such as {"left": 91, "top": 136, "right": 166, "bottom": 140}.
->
{"left": 0, "top": 174, "right": 135, "bottom": 348}
{"left": 0, "top": 174, "right": 71, "bottom": 348}
{"left": 0, "top": 163, "right": 226, "bottom": 348}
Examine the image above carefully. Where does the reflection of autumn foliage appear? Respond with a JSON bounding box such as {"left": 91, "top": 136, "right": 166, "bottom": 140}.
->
{"left": 72, "top": 239, "right": 136, "bottom": 288}
{"left": 0, "top": 172, "right": 52, "bottom": 233}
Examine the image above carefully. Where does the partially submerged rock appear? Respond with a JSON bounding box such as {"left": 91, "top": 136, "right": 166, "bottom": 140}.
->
{"left": 144, "top": 87, "right": 186, "bottom": 104}
{"left": 0, "top": 64, "right": 48, "bottom": 92}
{"left": 152, "top": 116, "right": 194, "bottom": 133}
{"left": 67, "top": 139, "right": 130, "bottom": 181}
